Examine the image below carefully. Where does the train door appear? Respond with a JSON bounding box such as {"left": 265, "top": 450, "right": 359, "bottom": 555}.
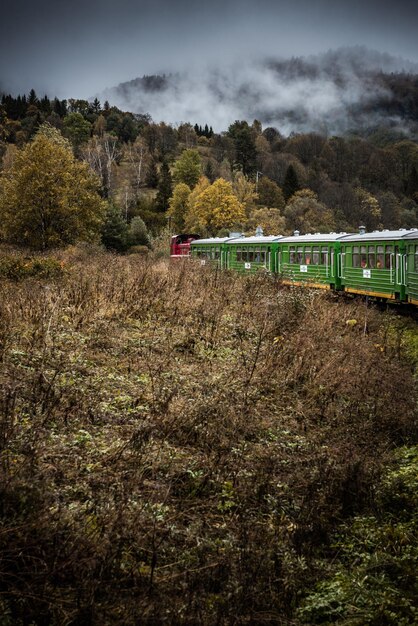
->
{"left": 394, "top": 245, "right": 407, "bottom": 300}
{"left": 277, "top": 248, "right": 282, "bottom": 274}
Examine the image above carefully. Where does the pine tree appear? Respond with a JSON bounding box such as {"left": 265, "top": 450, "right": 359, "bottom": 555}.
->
{"left": 28, "top": 89, "right": 38, "bottom": 105}
{"left": 283, "top": 165, "right": 300, "bottom": 201}
{"left": 101, "top": 204, "right": 128, "bottom": 252}
{"left": 127, "top": 216, "right": 150, "bottom": 247}
{"left": 145, "top": 159, "right": 159, "bottom": 188}
{"left": 155, "top": 160, "right": 173, "bottom": 212}
{"left": 204, "top": 160, "right": 216, "bottom": 183}
{"left": 406, "top": 166, "right": 418, "bottom": 198}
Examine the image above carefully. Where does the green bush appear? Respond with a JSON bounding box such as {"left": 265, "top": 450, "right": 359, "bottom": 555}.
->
{"left": 298, "top": 447, "right": 418, "bottom": 625}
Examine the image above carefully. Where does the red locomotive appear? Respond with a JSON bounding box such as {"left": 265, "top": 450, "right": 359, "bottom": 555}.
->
{"left": 170, "top": 234, "right": 200, "bottom": 258}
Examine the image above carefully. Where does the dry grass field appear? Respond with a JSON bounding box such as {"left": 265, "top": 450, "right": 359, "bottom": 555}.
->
{"left": 0, "top": 249, "right": 417, "bottom": 625}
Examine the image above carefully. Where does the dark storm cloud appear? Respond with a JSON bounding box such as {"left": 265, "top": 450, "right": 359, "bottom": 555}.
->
{"left": 1, "top": 0, "right": 418, "bottom": 97}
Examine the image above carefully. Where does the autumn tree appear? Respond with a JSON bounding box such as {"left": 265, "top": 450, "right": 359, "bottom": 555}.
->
{"left": 232, "top": 172, "right": 257, "bottom": 216}
{"left": 81, "top": 134, "right": 120, "bottom": 198}
{"left": 0, "top": 125, "right": 105, "bottom": 249}
{"left": 177, "top": 123, "right": 198, "bottom": 148}
{"left": 284, "top": 189, "right": 336, "bottom": 234}
{"left": 172, "top": 149, "right": 201, "bottom": 188}
{"left": 256, "top": 176, "right": 285, "bottom": 210}
{"left": 351, "top": 188, "right": 382, "bottom": 231}
{"left": 167, "top": 183, "right": 191, "bottom": 232}
{"left": 246, "top": 207, "right": 286, "bottom": 235}
{"left": 185, "top": 178, "right": 245, "bottom": 234}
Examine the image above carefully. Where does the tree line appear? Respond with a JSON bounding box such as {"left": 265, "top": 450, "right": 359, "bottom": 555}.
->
{"left": 0, "top": 89, "right": 418, "bottom": 250}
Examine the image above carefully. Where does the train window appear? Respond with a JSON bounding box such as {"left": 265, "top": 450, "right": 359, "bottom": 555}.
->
{"left": 261, "top": 249, "right": 267, "bottom": 264}
{"left": 248, "top": 249, "right": 254, "bottom": 262}
{"left": 360, "top": 246, "right": 367, "bottom": 268}
{"left": 368, "top": 246, "right": 375, "bottom": 269}
{"left": 415, "top": 246, "right": 418, "bottom": 271}
{"left": 304, "top": 246, "right": 312, "bottom": 264}
{"left": 236, "top": 247, "right": 242, "bottom": 262}
{"left": 254, "top": 248, "right": 260, "bottom": 263}
{"left": 352, "top": 246, "right": 360, "bottom": 268}
{"left": 214, "top": 249, "right": 220, "bottom": 260}
{"left": 289, "top": 247, "right": 296, "bottom": 264}
{"left": 312, "top": 247, "right": 319, "bottom": 265}
{"left": 297, "top": 247, "right": 303, "bottom": 263}
{"left": 385, "top": 245, "right": 393, "bottom": 270}
{"left": 376, "top": 246, "right": 384, "bottom": 269}
{"left": 320, "top": 247, "right": 328, "bottom": 265}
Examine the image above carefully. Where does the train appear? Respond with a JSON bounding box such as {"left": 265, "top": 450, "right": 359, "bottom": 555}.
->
{"left": 171, "top": 227, "right": 418, "bottom": 305}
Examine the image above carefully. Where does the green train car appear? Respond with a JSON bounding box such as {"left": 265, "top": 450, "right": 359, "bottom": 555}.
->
{"left": 277, "top": 232, "right": 349, "bottom": 290}
{"left": 191, "top": 234, "right": 282, "bottom": 272}
{"left": 339, "top": 230, "right": 412, "bottom": 301}
{"left": 404, "top": 231, "right": 418, "bottom": 305}
{"left": 225, "top": 236, "right": 282, "bottom": 273}
{"left": 188, "top": 227, "right": 418, "bottom": 305}
{"left": 190, "top": 237, "right": 237, "bottom": 269}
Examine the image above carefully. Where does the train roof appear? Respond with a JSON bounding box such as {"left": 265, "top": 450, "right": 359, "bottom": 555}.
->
{"left": 226, "top": 235, "right": 283, "bottom": 244}
{"left": 191, "top": 236, "right": 242, "bottom": 245}
{"left": 400, "top": 229, "right": 418, "bottom": 240}
{"left": 279, "top": 233, "right": 351, "bottom": 243}
{"left": 341, "top": 229, "right": 418, "bottom": 242}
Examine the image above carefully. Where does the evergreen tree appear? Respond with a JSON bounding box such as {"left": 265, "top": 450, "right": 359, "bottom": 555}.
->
{"left": 406, "top": 166, "right": 418, "bottom": 199}
{"left": 145, "top": 158, "right": 159, "bottom": 188}
{"left": 101, "top": 204, "right": 128, "bottom": 252}
{"left": 204, "top": 160, "right": 216, "bottom": 183}
{"left": 39, "top": 95, "right": 51, "bottom": 115}
{"left": 155, "top": 159, "right": 173, "bottom": 211}
{"left": 53, "top": 98, "right": 67, "bottom": 117}
{"left": 28, "top": 89, "right": 38, "bottom": 105}
{"left": 127, "top": 216, "right": 150, "bottom": 247}
{"left": 92, "top": 98, "right": 101, "bottom": 114}
{"left": 283, "top": 165, "right": 300, "bottom": 201}
{"left": 227, "top": 120, "right": 257, "bottom": 176}
{"left": 62, "top": 113, "right": 91, "bottom": 150}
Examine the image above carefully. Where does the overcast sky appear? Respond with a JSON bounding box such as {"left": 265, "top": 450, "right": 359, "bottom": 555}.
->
{"left": 1, "top": 0, "right": 418, "bottom": 98}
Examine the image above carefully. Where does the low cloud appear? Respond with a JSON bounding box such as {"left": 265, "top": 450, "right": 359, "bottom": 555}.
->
{"left": 97, "top": 47, "right": 418, "bottom": 135}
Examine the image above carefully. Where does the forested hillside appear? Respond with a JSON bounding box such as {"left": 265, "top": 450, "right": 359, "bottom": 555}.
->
{"left": 1, "top": 79, "right": 418, "bottom": 250}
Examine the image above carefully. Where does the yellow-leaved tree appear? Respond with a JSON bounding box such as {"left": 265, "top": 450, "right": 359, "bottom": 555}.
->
{"left": 246, "top": 207, "right": 286, "bottom": 235}
{"left": 284, "top": 189, "right": 336, "bottom": 234}
{"left": 0, "top": 124, "right": 106, "bottom": 249}
{"left": 185, "top": 178, "right": 245, "bottom": 234}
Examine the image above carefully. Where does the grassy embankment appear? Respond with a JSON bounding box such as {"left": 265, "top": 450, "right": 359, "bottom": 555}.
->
{"left": 0, "top": 247, "right": 417, "bottom": 625}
